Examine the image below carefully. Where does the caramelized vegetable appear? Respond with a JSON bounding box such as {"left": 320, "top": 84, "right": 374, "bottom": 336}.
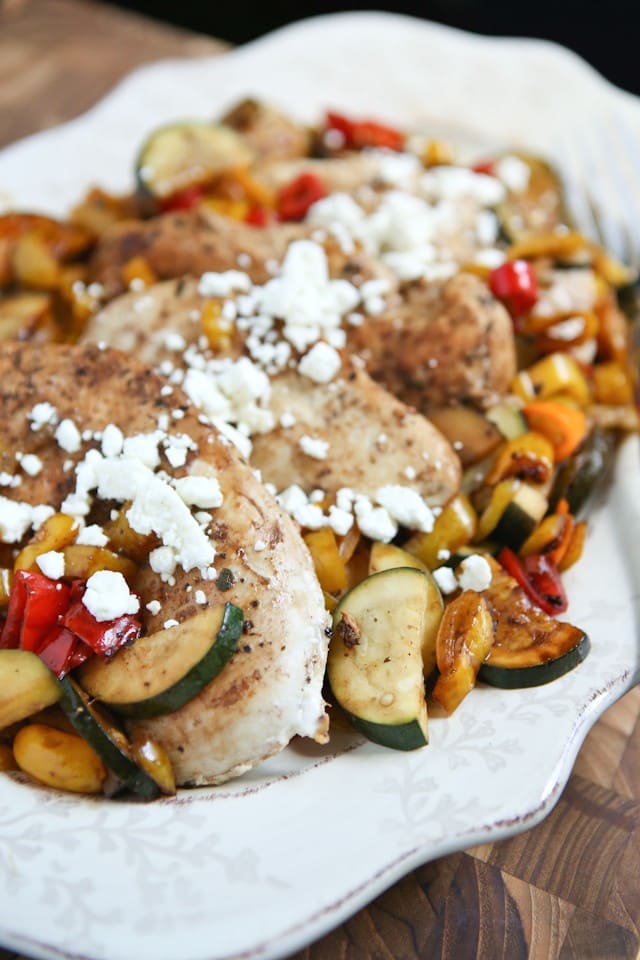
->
{"left": 432, "top": 590, "right": 494, "bottom": 714}
{"left": 13, "top": 723, "right": 107, "bottom": 793}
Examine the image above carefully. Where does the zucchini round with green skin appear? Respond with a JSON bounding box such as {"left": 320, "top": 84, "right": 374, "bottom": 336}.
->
{"left": 136, "top": 122, "right": 254, "bottom": 199}
{"left": 58, "top": 677, "right": 163, "bottom": 799}
{"left": 77, "top": 603, "right": 243, "bottom": 719}
{"left": 478, "top": 557, "right": 590, "bottom": 689}
{"left": 367, "top": 543, "right": 443, "bottom": 677}
{"left": 0, "top": 650, "right": 61, "bottom": 729}
{"left": 491, "top": 483, "right": 548, "bottom": 550}
{"left": 495, "top": 153, "right": 567, "bottom": 242}
{"left": 480, "top": 630, "right": 589, "bottom": 689}
{"left": 328, "top": 568, "right": 431, "bottom": 751}
{"left": 485, "top": 402, "right": 528, "bottom": 441}
{"left": 548, "top": 429, "right": 616, "bottom": 517}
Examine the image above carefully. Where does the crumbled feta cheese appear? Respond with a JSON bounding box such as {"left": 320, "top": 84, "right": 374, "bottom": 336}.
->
{"left": 165, "top": 331, "right": 186, "bottom": 351}
{"left": 457, "top": 554, "right": 492, "bottom": 592}
{"left": 299, "top": 435, "right": 329, "bottom": 460}
{"left": 55, "top": 418, "right": 82, "bottom": 454}
{"left": 198, "top": 270, "right": 251, "bottom": 297}
{"left": 276, "top": 484, "right": 309, "bottom": 516}
{"left": 254, "top": 241, "right": 360, "bottom": 352}
{"left": 293, "top": 502, "right": 325, "bottom": 530}
{"left": 354, "top": 495, "right": 397, "bottom": 543}
{"left": 433, "top": 566, "right": 458, "bottom": 594}
{"left": 279, "top": 411, "right": 296, "bottom": 429}
{"left": 20, "top": 454, "right": 42, "bottom": 477}
{"left": 495, "top": 155, "right": 531, "bottom": 194}
{"left": 36, "top": 551, "right": 65, "bottom": 580}
{"left": 0, "top": 496, "right": 46, "bottom": 543}
{"left": 375, "top": 485, "right": 435, "bottom": 533}
{"left": 28, "top": 402, "right": 58, "bottom": 431}
{"left": 75, "top": 524, "right": 108, "bottom": 547}
{"left": 254, "top": 539, "right": 267, "bottom": 551}
{"left": 194, "top": 590, "right": 207, "bottom": 605}
{"left": 172, "top": 475, "right": 223, "bottom": 509}
{"left": 327, "top": 505, "right": 353, "bottom": 536}
{"left": 82, "top": 570, "right": 139, "bottom": 622}
{"left": 163, "top": 619, "right": 180, "bottom": 630}
{"left": 146, "top": 600, "right": 162, "bottom": 616}
{"left": 149, "top": 546, "right": 177, "bottom": 580}
{"left": 101, "top": 424, "right": 124, "bottom": 458}
{"left": 0, "top": 472, "right": 19, "bottom": 488}
{"left": 122, "top": 431, "right": 164, "bottom": 469}
{"left": 298, "top": 341, "right": 342, "bottom": 384}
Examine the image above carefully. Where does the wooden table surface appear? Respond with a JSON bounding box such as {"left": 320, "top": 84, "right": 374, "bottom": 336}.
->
{"left": 0, "top": 2, "right": 639, "bottom": 958}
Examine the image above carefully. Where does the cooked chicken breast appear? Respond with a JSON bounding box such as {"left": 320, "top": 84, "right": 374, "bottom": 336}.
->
{"left": 252, "top": 356, "right": 459, "bottom": 505}
{"left": 82, "top": 278, "right": 461, "bottom": 506}
{"left": 347, "top": 273, "right": 517, "bottom": 411}
{"left": 221, "top": 98, "right": 312, "bottom": 163}
{"left": 0, "top": 341, "right": 329, "bottom": 786}
{"left": 88, "top": 207, "right": 390, "bottom": 299}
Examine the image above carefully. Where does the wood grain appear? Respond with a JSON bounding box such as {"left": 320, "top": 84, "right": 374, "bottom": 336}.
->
{"left": 0, "top": 0, "right": 226, "bottom": 148}
{"left": 0, "top": 3, "right": 639, "bottom": 960}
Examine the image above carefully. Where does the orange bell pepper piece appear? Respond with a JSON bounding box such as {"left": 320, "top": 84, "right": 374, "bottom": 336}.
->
{"left": 523, "top": 401, "right": 587, "bottom": 463}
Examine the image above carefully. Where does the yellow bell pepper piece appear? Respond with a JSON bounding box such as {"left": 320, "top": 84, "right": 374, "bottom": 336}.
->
{"left": 592, "top": 362, "right": 634, "bottom": 406}
{"left": 120, "top": 255, "right": 156, "bottom": 290}
{"left": 404, "top": 495, "right": 477, "bottom": 569}
{"left": 507, "top": 230, "right": 587, "bottom": 261}
{"left": 484, "top": 431, "right": 555, "bottom": 486}
{"left": 303, "top": 528, "right": 348, "bottom": 594}
{"left": 14, "top": 512, "right": 78, "bottom": 572}
{"left": 433, "top": 590, "right": 495, "bottom": 715}
{"left": 200, "top": 299, "right": 235, "bottom": 353}
{"left": 512, "top": 352, "right": 591, "bottom": 407}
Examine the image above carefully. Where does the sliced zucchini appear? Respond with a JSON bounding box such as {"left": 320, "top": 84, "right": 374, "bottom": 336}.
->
{"left": 495, "top": 153, "right": 567, "bottom": 242}
{"left": 58, "top": 677, "right": 165, "bottom": 799}
{"left": 427, "top": 405, "right": 503, "bottom": 467}
{"left": 0, "top": 650, "right": 61, "bottom": 730}
{"left": 548, "top": 429, "right": 616, "bottom": 517}
{"left": 136, "top": 122, "right": 254, "bottom": 199}
{"left": 479, "top": 559, "right": 589, "bottom": 688}
{"left": 485, "top": 402, "right": 528, "bottom": 441}
{"left": 368, "top": 543, "right": 443, "bottom": 676}
{"left": 490, "top": 483, "right": 548, "bottom": 551}
{"left": 77, "top": 603, "right": 243, "bottom": 719}
{"left": 328, "top": 568, "right": 430, "bottom": 750}
{"left": 368, "top": 542, "right": 429, "bottom": 575}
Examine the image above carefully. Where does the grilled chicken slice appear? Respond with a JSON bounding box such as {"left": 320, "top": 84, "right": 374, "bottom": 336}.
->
{"left": 346, "top": 273, "right": 517, "bottom": 411}
{"left": 252, "top": 356, "right": 459, "bottom": 504}
{"left": 82, "top": 279, "right": 461, "bottom": 506}
{"left": 88, "top": 207, "right": 390, "bottom": 299}
{"left": 221, "top": 98, "right": 312, "bottom": 163}
{"left": 0, "top": 341, "right": 329, "bottom": 786}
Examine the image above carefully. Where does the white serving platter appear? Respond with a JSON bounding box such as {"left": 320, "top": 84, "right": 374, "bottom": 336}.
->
{"left": 0, "top": 12, "right": 638, "bottom": 960}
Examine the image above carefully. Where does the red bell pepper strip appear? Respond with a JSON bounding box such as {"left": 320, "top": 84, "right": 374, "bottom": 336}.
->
{"left": 245, "top": 206, "right": 275, "bottom": 227}
{"left": 0, "top": 571, "right": 70, "bottom": 652}
{"left": 489, "top": 259, "right": 538, "bottom": 319}
{"left": 63, "top": 600, "right": 141, "bottom": 658}
{"left": 277, "top": 172, "right": 327, "bottom": 222}
{"left": 160, "top": 184, "right": 207, "bottom": 212}
{"left": 498, "top": 547, "right": 568, "bottom": 616}
{"left": 472, "top": 159, "right": 496, "bottom": 176}
{"left": 325, "top": 111, "right": 405, "bottom": 152}
{"left": 37, "top": 627, "right": 79, "bottom": 677}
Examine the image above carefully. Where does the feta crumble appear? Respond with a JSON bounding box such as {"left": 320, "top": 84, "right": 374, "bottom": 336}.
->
{"left": 36, "top": 550, "right": 65, "bottom": 580}
{"left": 82, "top": 570, "right": 139, "bottom": 622}
{"left": 53, "top": 419, "right": 81, "bottom": 454}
